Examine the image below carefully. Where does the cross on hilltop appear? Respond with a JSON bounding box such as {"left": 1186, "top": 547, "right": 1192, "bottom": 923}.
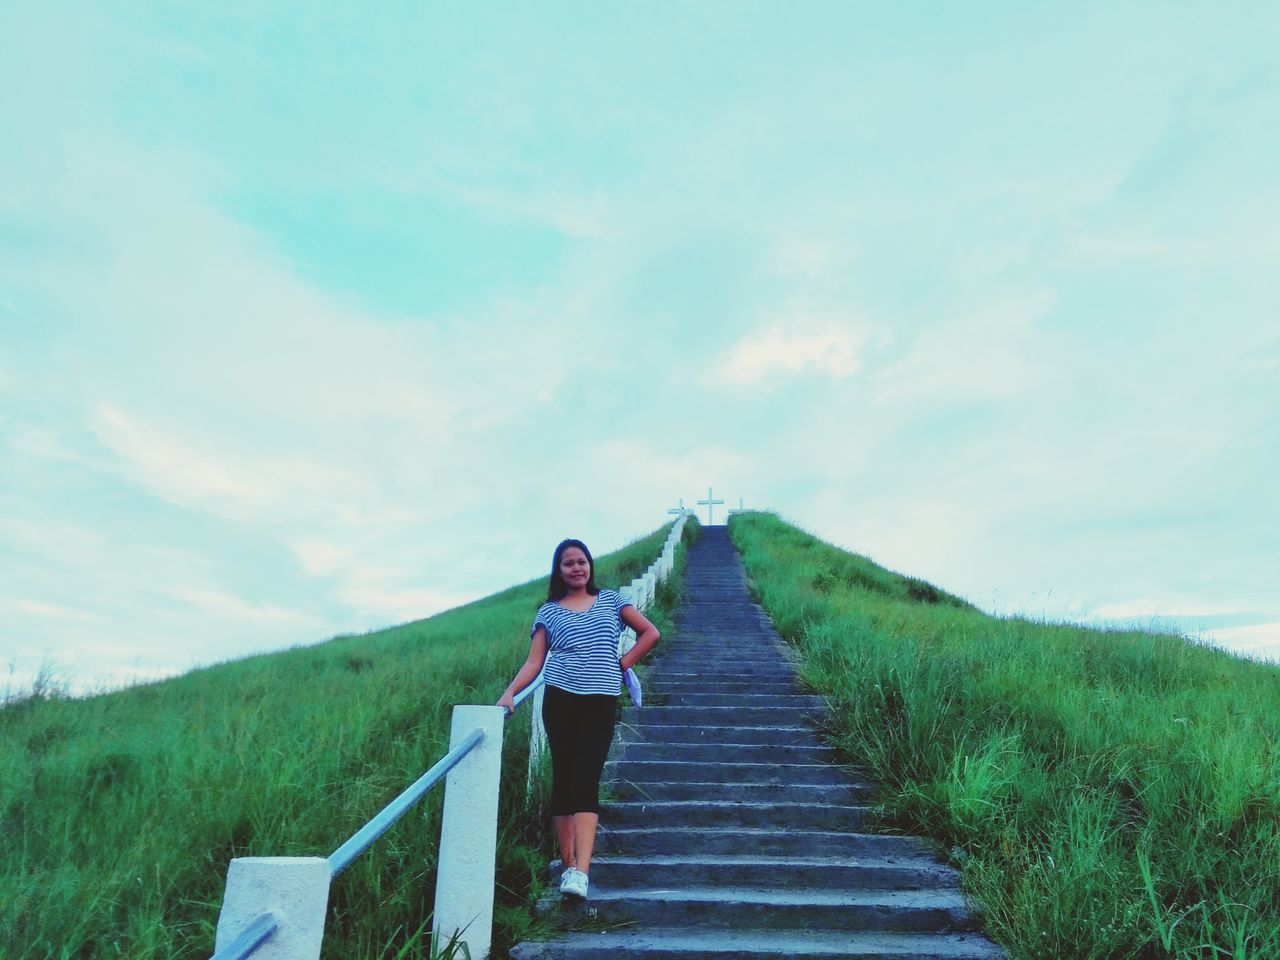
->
{"left": 697, "top": 487, "right": 725, "bottom": 524}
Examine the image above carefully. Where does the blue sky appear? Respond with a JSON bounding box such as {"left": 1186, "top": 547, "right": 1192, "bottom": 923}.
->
{"left": 2, "top": 2, "right": 1278, "bottom": 692}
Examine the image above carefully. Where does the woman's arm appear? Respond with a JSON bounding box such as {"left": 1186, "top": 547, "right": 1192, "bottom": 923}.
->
{"left": 619, "top": 606, "right": 660, "bottom": 671}
{"left": 497, "top": 627, "right": 549, "bottom": 715}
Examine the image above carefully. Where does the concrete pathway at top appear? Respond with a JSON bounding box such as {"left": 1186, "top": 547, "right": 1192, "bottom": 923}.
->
{"left": 510, "top": 526, "right": 1007, "bottom": 959}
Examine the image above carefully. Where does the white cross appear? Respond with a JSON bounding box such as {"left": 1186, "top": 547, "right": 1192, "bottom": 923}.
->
{"left": 727, "top": 497, "right": 746, "bottom": 516}
{"left": 697, "top": 486, "right": 725, "bottom": 525}
{"left": 667, "top": 498, "right": 686, "bottom": 516}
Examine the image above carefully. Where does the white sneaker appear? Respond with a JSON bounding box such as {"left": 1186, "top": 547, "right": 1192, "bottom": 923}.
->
{"left": 559, "top": 867, "right": 589, "bottom": 899}
{"left": 557, "top": 866, "right": 577, "bottom": 893}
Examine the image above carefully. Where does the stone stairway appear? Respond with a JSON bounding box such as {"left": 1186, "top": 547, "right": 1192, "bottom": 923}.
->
{"left": 509, "top": 526, "right": 1006, "bottom": 959}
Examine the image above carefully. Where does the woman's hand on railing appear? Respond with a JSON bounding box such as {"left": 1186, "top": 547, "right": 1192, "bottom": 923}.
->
{"left": 496, "top": 692, "right": 516, "bottom": 716}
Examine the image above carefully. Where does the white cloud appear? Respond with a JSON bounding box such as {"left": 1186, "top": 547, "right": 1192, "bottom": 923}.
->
{"left": 1086, "top": 598, "right": 1259, "bottom": 621}
{"left": 5, "top": 424, "right": 86, "bottom": 464}
{"left": 163, "top": 586, "right": 320, "bottom": 625}
{"left": 290, "top": 539, "right": 353, "bottom": 577}
{"left": 871, "top": 291, "right": 1054, "bottom": 406}
{"left": 0, "top": 599, "right": 105, "bottom": 623}
{"left": 0, "top": 515, "right": 108, "bottom": 560}
{"left": 88, "top": 403, "right": 410, "bottom": 527}
{"left": 713, "top": 325, "right": 863, "bottom": 385}
{"left": 770, "top": 238, "right": 836, "bottom": 281}
{"left": 1206, "top": 622, "right": 1280, "bottom": 662}
{"left": 335, "top": 567, "right": 472, "bottom": 624}
{"left": 92, "top": 405, "right": 266, "bottom": 512}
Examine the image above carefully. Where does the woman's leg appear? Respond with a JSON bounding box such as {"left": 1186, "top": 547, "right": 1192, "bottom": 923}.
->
{"left": 572, "top": 812, "right": 600, "bottom": 874}
{"left": 567, "top": 695, "right": 617, "bottom": 876}
{"left": 541, "top": 687, "right": 577, "bottom": 868}
{"left": 554, "top": 816, "right": 575, "bottom": 870}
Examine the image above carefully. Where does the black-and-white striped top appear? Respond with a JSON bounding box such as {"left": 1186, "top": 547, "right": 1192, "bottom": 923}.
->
{"left": 533, "top": 589, "right": 635, "bottom": 696}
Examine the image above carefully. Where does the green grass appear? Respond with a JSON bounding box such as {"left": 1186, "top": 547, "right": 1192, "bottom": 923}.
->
{"left": 729, "top": 511, "right": 1279, "bottom": 960}
{"left": 0, "top": 518, "right": 699, "bottom": 960}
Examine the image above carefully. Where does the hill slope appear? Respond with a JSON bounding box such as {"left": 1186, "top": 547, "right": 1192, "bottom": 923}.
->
{"left": 729, "top": 512, "right": 1279, "bottom": 960}
{"left": 1, "top": 521, "right": 696, "bottom": 959}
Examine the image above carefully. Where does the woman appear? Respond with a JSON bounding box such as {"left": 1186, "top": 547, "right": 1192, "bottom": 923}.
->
{"left": 497, "top": 538, "right": 660, "bottom": 900}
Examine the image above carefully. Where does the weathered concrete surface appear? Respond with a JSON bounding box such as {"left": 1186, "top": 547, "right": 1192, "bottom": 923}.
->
{"left": 509, "top": 526, "right": 1007, "bottom": 959}
{"left": 434, "top": 705, "right": 506, "bottom": 960}
{"left": 214, "top": 857, "right": 330, "bottom": 960}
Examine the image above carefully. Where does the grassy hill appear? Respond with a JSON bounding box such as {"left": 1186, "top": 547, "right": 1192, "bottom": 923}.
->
{"left": 729, "top": 512, "right": 1279, "bottom": 960}
{"left": 1, "top": 520, "right": 698, "bottom": 960}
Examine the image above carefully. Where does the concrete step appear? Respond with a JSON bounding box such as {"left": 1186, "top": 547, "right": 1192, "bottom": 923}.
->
{"left": 646, "top": 670, "right": 797, "bottom": 684}
{"left": 667, "top": 632, "right": 779, "bottom": 641}
{"left": 604, "top": 800, "right": 867, "bottom": 830}
{"left": 616, "top": 723, "right": 822, "bottom": 747}
{"left": 604, "top": 780, "right": 872, "bottom": 804}
{"left": 664, "top": 621, "right": 776, "bottom": 627}
{"left": 606, "top": 759, "right": 848, "bottom": 785}
{"left": 653, "top": 641, "right": 777, "bottom": 650}
{"left": 646, "top": 679, "right": 804, "bottom": 694}
{"left": 645, "top": 662, "right": 797, "bottom": 678}
{"left": 582, "top": 853, "right": 963, "bottom": 892}
{"left": 553, "top": 886, "right": 979, "bottom": 933}
{"left": 651, "top": 662, "right": 794, "bottom": 675}
{"left": 597, "top": 827, "right": 933, "bottom": 859}
{"left": 644, "top": 693, "right": 824, "bottom": 709}
{"left": 673, "top": 609, "right": 770, "bottom": 615}
{"left": 658, "top": 647, "right": 784, "bottom": 656}
{"left": 673, "top": 623, "right": 775, "bottom": 632}
{"left": 645, "top": 673, "right": 800, "bottom": 688}
{"left": 624, "top": 705, "right": 822, "bottom": 726}
{"left": 654, "top": 653, "right": 792, "bottom": 666}
{"left": 660, "top": 647, "right": 788, "bottom": 655}
{"left": 615, "top": 742, "right": 834, "bottom": 765}
{"left": 510, "top": 928, "right": 1006, "bottom": 959}
{"left": 654, "top": 653, "right": 788, "bottom": 666}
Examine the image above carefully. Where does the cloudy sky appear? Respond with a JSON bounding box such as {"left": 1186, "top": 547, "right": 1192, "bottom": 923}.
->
{"left": 2, "top": 2, "right": 1277, "bottom": 693}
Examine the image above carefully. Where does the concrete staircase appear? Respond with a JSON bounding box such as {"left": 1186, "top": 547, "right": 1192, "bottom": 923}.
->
{"left": 509, "top": 526, "right": 1006, "bottom": 959}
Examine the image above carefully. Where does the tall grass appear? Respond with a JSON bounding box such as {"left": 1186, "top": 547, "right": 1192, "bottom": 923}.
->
{"left": 729, "top": 512, "right": 1279, "bottom": 960}
{"left": 1, "top": 519, "right": 698, "bottom": 960}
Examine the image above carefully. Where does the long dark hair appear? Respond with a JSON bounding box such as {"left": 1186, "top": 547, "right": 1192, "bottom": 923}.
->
{"left": 546, "top": 538, "right": 599, "bottom": 601}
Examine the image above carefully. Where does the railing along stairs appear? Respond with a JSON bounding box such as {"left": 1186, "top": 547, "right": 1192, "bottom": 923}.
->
{"left": 209, "top": 513, "right": 692, "bottom": 960}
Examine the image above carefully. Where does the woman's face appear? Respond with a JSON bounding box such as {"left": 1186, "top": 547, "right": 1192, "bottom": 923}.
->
{"left": 559, "top": 547, "right": 591, "bottom": 590}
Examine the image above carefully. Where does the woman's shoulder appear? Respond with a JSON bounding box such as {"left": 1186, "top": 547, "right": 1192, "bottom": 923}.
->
{"left": 597, "top": 588, "right": 626, "bottom": 605}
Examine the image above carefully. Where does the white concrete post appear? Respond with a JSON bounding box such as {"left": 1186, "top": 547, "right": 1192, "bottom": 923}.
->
{"left": 433, "top": 706, "right": 505, "bottom": 960}
{"left": 214, "top": 857, "right": 331, "bottom": 960}
{"left": 526, "top": 682, "right": 547, "bottom": 791}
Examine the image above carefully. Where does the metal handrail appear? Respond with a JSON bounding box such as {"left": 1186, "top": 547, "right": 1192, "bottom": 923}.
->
{"left": 330, "top": 664, "right": 551, "bottom": 878}
{"left": 210, "top": 910, "right": 281, "bottom": 960}
{"left": 512, "top": 669, "right": 545, "bottom": 710}
{"left": 328, "top": 726, "right": 487, "bottom": 876}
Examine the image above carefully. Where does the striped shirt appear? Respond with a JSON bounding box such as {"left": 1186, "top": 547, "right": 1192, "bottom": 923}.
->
{"left": 533, "top": 589, "right": 635, "bottom": 696}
